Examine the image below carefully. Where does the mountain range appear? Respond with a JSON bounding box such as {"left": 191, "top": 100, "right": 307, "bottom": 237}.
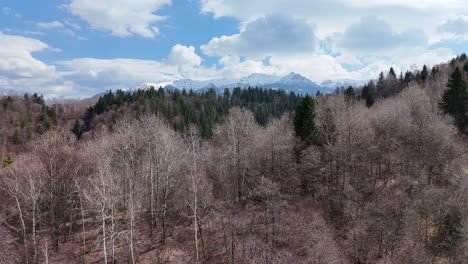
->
{"left": 135, "top": 73, "right": 369, "bottom": 95}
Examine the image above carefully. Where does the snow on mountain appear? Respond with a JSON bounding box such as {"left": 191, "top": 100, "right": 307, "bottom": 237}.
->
{"left": 127, "top": 73, "right": 367, "bottom": 96}
{"left": 263, "top": 73, "right": 328, "bottom": 95}
{"left": 320, "top": 79, "right": 369, "bottom": 89}
{"left": 278, "top": 72, "right": 315, "bottom": 85}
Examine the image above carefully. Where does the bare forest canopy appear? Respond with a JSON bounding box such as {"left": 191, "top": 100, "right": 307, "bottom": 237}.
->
{"left": 0, "top": 54, "right": 467, "bottom": 263}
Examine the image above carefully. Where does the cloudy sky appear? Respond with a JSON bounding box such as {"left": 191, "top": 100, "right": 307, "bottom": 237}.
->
{"left": 1, "top": 0, "right": 467, "bottom": 97}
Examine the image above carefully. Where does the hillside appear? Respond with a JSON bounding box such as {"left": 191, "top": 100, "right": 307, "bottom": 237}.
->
{"left": 81, "top": 87, "right": 302, "bottom": 139}
{"left": 0, "top": 55, "right": 467, "bottom": 264}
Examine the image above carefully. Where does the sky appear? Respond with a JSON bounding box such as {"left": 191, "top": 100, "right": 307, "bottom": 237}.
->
{"left": 0, "top": 0, "right": 467, "bottom": 98}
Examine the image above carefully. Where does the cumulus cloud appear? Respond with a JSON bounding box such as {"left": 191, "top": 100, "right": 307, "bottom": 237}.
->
{"left": 37, "top": 21, "right": 64, "bottom": 29}
{"left": 438, "top": 16, "right": 468, "bottom": 35}
{"left": 167, "top": 45, "right": 202, "bottom": 67}
{"left": 201, "top": 13, "right": 317, "bottom": 58}
{"left": 0, "top": 33, "right": 76, "bottom": 97}
{"left": 338, "top": 16, "right": 427, "bottom": 53}
{"left": 68, "top": 0, "right": 171, "bottom": 38}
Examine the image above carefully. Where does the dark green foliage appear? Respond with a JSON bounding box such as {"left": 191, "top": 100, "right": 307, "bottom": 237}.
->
{"left": 432, "top": 207, "right": 464, "bottom": 256}
{"left": 294, "top": 95, "right": 317, "bottom": 144}
{"left": 439, "top": 67, "right": 468, "bottom": 133}
{"left": 388, "top": 67, "right": 397, "bottom": 78}
{"left": 31, "top": 93, "right": 45, "bottom": 105}
{"left": 1, "top": 96, "right": 14, "bottom": 109}
{"left": 344, "top": 86, "right": 356, "bottom": 102}
{"left": 12, "top": 129, "right": 21, "bottom": 145}
{"left": 404, "top": 71, "right": 414, "bottom": 84}
{"left": 431, "top": 66, "right": 439, "bottom": 78}
{"left": 361, "top": 82, "right": 375, "bottom": 107}
{"left": 71, "top": 119, "right": 84, "bottom": 139}
{"left": 421, "top": 65, "right": 429, "bottom": 81}
{"left": 85, "top": 87, "right": 302, "bottom": 138}
{"left": 2, "top": 154, "right": 14, "bottom": 168}
{"left": 464, "top": 62, "right": 468, "bottom": 73}
{"left": 37, "top": 105, "right": 57, "bottom": 130}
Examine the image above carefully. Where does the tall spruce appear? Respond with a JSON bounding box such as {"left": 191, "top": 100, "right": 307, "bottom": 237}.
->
{"left": 294, "top": 95, "right": 317, "bottom": 144}
{"left": 439, "top": 67, "right": 468, "bottom": 133}
{"left": 421, "top": 65, "right": 429, "bottom": 80}
{"left": 344, "top": 86, "right": 356, "bottom": 102}
{"left": 361, "top": 81, "right": 375, "bottom": 107}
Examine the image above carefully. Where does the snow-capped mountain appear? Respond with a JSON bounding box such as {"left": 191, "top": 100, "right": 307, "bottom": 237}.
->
{"left": 224, "top": 73, "right": 282, "bottom": 89}
{"left": 263, "top": 73, "right": 330, "bottom": 95}
{"left": 125, "top": 73, "right": 366, "bottom": 96}
{"left": 163, "top": 73, "right": 328, "bottom": 95}
{"left": 320, "top": 79, "right": 369, "bottom": 89}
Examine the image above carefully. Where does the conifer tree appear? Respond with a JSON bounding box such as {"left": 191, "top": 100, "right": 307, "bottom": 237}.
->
{"left": 361, "top": 82, "right": 375, "bottom": 107}
{"left": 439, "top": 67, "right": 468, "bottom": 133}
{"left": 71, "top": 119, "right": 84, "bottom": 139}
{"left": 294, "top": 95, "right": 317, "bottom": 144}
{"left": 432, "top": 207, "right": 464, "bottom": 256}
{"left": 12, "top": 129, "right": 21, "bottom": 145}
{"left": 344, "top": 86, "right": 356, "bottom": 102}
{"left": 388, "top": 67, "right": 396, "bottom": 78}
{"left": 421, "top": 65, "right": 429, "bottom": 80}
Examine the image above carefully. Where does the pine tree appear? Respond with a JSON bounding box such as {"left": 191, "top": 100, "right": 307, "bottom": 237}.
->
{"left": 71, "top": 119, "right": 84, "bottom": 139}
{"left": 344, "top": 86, "right": 356, "bottom": 102}
{"left": 439, "top": 67, "right": 468, "bottom": 133}
{"left": 294, "top": 95, "right": 317, "bottom": 144}
{"left": 12, "top": 129, "right": 21, "bottom": 145}
{"left": 421, "top": 65, "right": 429, "bottom": 81}
{"left": 432, "top": 207, "right": 464, "bottom": 256}
{"left": 388, "top": 67, "right": 397, "bottom": 78}
{"left": 361, "top": 82, "right": 375, "bottom": 107}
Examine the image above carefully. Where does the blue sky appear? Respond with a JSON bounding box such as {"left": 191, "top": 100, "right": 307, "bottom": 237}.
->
{"left": 0, "top": 0, "right": 467, "bottom": 97}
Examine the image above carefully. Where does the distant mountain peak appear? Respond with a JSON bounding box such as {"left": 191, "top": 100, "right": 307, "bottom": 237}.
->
{"left": 279, "top": 72, "right": 314, "bottom": 85}
{"left": 125, "top": 73, "right": 368, "bottom": 96}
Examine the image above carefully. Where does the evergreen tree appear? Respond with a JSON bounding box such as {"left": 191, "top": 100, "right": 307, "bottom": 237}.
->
{"left": 12, "top": 129, "right": 21, "bottom": 145}
{"left": 421, "top": 65, "right": 429, "bottom": 80}
{"left": 464, "top": 62, "right": 468, "bottom": 73}
{"left": 388, "top": 67, "right": 396, "bottom": 78}
{"left": 71, "top": 119, "right": 84, "bottom": 139}
{"left": 432, "top": 66, "right": 439, "bottom": 78}
{"left": 432, "top": 207, "right": 464, "bottom": 256}
{"left": 361, "top": 82, "right": 375, "bottom": 107}
{"left": 439, "top": 67, "right": 468, "bottom": 133}
{"left": 344, "top": 86, "right": 356, "bottom": 102}
{"left": 294, "top": 95, "right": 317, "bottom": 144}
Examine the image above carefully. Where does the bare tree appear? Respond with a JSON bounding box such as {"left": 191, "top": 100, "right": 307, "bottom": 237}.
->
{"left": 213, "top": 107, "right": 259, "bottom": 202}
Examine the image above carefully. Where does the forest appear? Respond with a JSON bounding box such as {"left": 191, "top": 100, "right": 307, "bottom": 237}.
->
{"left": 0, "top": 55, "right": 467, "bottom": 264}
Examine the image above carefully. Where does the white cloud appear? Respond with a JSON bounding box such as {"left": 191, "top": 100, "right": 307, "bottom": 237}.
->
{"left": 438, "top": 16, "right": 468, "bottom": 36}
{"left": 341, "top": 0, "right": 464, "bottom": 9}
{"left": 36, "top": 21, "right": 64, "bottom": 29}
{"left": 68, "top": 0, "right": 171, "bottom": 38}
{"left": 337, "top": 15, "right": 427, "bottom": 53}
{"left": 202, "top": 13, "right": 317, "bottom": 59}
{"left": 167, "top": 44, "right": 202, "bottom": 67}
{"left": 0, "top": 33, "right": 77, "bottom": 97}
